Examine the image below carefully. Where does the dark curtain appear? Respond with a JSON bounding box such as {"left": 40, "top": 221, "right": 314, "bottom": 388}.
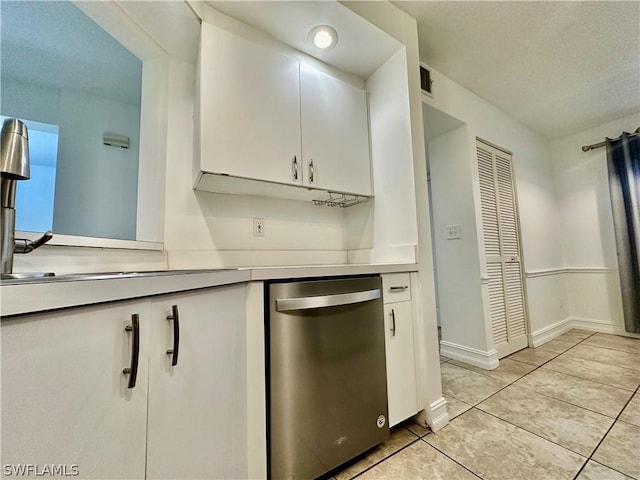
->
{"left": 606, "top": 128, "right": 640, "bottom": 333}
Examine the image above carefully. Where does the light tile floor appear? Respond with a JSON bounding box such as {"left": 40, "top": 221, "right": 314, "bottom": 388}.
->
{"left": 331, "top": 330, "right": 640, "bottom": 480}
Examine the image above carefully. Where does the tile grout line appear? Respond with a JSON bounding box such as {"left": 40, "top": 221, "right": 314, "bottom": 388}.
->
{"left": 505, "top": 334, "right": 638, "bottom": 395}
{"left": 472, "top": 405, "right": 593, "bottom": 459}
{"left": 535, "top": 366, "right": 638, "bottom": 393}
{"left": 439, "top": 332, "right": 638, "bottom": 480}
{"left": 571, "top": 383, "right": 640, "bottom": 480}
{"left": 442, "top": 344, "right": 570, "bottom": 406}
{"left": 452, "top": 341, "right": 570, "bottom": 407}
{"left": 417, "top": 436, "right": 484, "bottom": 480}
{"left": 439, "top": 334, "right": 608, "bottom": 474}
{"left": 331, "top": 423, "right": 423, "bottom": 479}
{"left": 511, "top": 378, "right": 631, "bottom": 421}
{"left": 468, "top": 333, "right": 633, "bottom": 422}
{"left": 556, "top": 350, "right": 640, "bottom": 374}
{"left": 346, "top": 436, "right": 422, "bottom": 480}
{"left": 449, "top": 332, "right": 604, "bottom": 411}
{"left": 576, "top": 337, "right": 640, "bottom": 356}
{"left": 475, "top": 333, "right": 638, "bottom": 480}
{"left": 345, "top": 332, "right": 634, "bottom": 480}
{"left": 431, "top": 355, "right": 587, "bottom": 476}
{"left": 547, "top": 335, "right": 640, "bottom": 373}
{"left": 506, "top": 336, "right": 637, "bottom": 418}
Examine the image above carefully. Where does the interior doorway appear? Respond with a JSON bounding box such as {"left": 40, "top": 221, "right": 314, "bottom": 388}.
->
{"left": 422, "top": 103, "right": 529, "bottom": 367}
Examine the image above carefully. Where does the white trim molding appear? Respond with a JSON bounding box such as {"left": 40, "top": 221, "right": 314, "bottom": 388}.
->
{"left": 565, "top": 267, "right": 616, "bottom": 274}
{"left": 528, "top": 317, "right": 573, "bottom": 347}
{"left": 439, "top": 341, "right": 499, "bottom": 370}
{"left": 527, "top": 316, "right": 640, "bottom": 345}
{"left": 526, "top": 267, "right": 616, "bottom": 278}
{"left": 16, "top": 231, "right": 164, "bottom": 251}
{"left": 423, "top": 396, "right": 449, "bottom": 433}
{"left": 571, "top": 316, "right": 640, "bottom": 338}
{"left": 525, "top": 268, "right": 565, "bottom": 278}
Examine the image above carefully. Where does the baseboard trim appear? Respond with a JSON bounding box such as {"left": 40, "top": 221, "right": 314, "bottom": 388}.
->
{"left": 527, "top": 317, "right": 640, "bottom": 344}
{"left": 440, "top": 341, "right": 499, "bottom": 370}
{"left": 528, "top": 317, "right": 573, "bottom": 347}
{"left": 571, "top": 316, "right": 640, "bottom": 338}
{"left": 426, "top": 396, "right": 449, "bottom": 432}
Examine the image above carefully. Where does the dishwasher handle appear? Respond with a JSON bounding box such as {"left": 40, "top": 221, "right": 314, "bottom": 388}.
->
{"left": 276, "top": 289, "right": 381, "bottom": 312}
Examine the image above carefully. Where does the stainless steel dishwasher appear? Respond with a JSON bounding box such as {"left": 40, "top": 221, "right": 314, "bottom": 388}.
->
{"left": 268, "top": 276, "right": 389, "bottom": 480}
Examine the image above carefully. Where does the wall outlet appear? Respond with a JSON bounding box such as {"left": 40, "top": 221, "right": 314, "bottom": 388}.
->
{"left": 446, "top": 224, "right": 462, "bottom": 240}
{"left": 253, "top": 217, "right": 265, "bottom": 237}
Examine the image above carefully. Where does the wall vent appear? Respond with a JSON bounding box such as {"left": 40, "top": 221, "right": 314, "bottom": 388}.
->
{"left": 420, "top": 64, "right": 433, "bottom": 97}
{"left": 103, "top": 132, "right": 130, "bottom": 149}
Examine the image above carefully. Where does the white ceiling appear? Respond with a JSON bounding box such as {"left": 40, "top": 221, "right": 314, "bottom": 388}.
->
{"left": 205, "top": 1, "right": 401, "bottom": 79}
{"left": 1, "top": 1, "right": 142, "bottom": 106}
{"left": 6, "top": 1, "right": 636, "bottom": 141}
{"left": 115, "top": 1, "right": 201, "bottom": 64}
{"left": 393, "top": 1, "right": 640, "bottom": 139}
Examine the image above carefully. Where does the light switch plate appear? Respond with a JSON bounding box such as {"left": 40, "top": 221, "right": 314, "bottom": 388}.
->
{"left": 446, "top": 224, "right": 461, "bottom": 240}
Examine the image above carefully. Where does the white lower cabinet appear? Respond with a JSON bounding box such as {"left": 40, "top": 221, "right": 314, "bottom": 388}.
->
{"left": 382, "top": 276, "right": 419, "bottom": 427}
{"left": 1, "top": 300, "right": 150, "bottom": 480}
{"left": 146, "top": 285, "right": 245, "bottom": 480}
{"left": 1, "top": 284, "right": 246, "bottom": 480}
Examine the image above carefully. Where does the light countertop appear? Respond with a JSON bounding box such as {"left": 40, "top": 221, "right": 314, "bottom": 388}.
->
{"left": 1, "top": 263, "right": 417, "bottom": 317}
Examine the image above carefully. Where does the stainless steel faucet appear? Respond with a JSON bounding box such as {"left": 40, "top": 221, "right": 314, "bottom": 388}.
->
{"left": 1, "top": 118, "right": 53, "bottom": 276}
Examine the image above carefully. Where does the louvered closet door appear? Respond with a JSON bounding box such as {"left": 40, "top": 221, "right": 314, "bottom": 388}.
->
{"left": 477, "top": 140, "right": 528, "bottom": 358}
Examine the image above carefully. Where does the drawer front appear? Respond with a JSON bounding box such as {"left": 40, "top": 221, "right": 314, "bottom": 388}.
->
{"left": 381, "top": 273, "right": 411, "bottom": 304}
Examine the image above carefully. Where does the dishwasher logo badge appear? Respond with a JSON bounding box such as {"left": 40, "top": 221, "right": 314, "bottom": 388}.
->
{"left": 376, "top": 415, "right": 386, "bottom": 428}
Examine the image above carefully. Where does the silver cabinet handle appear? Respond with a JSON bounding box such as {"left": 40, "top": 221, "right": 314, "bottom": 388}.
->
{"left": 292, "top": 156, "right": 298, "bottom": 181}
{"left": 389, "top": 285, "right": 408, "bottom": 291}
{"left": 276, "top": 289, "right": 380, "bottom": 312}
{"left": 390, "top": 308, "right": 396, "bottom": 337}
{"left": 309, "top": 159, "right": 314, "bottom": 183}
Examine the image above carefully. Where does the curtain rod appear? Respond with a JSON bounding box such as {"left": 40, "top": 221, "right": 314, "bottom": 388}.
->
{"left": 581, "top": 128, "right": 639, "bottom": 152}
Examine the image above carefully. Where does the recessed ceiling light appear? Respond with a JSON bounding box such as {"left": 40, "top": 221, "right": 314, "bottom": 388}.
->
{"left": 308, "top": 25, "right": 338, "bottom": 50}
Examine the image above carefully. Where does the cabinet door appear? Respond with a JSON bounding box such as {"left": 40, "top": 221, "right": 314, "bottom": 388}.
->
{"left": 146, "top": 284, "right": 246, "bottom": 480}
{"left": 198, "top": 22, "right": 302, "bottom": 185}
{"left": 383, "top": 301, "right": 419, "bottom": 427}
{"left": 300, "top": 67, "right": 372, "bottom": 195}
{"left": 1, "top": 301, "right": 150, "bottom": 480}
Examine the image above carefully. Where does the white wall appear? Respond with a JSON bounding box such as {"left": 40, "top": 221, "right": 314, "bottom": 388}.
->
{"left": 421, "top": 67, "right": 566, "bottom": 342}
{"left": 346, "top": 47, "right": 419, "bottom": 264}
{"left": 53, "top": 90, "right": 140, "bottom": 240}
{"left": 343, "top": 0, "right": 446, "bottom": 432}
{"left": 551, "top": 111, "right": 640, "bottom": 336}
{"left": 427, "top": 125, "right": 489, "bottom": 352}
{"left": 1, "top": 78, "right": 141, "bottom": 240}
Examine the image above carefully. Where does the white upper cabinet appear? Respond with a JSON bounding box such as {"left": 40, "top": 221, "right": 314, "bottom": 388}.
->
{"left": 300, "top": 66, "right": 372, "bottom": 196}
{"left": 197, "top": 22, "right": 302, "bottom": 186}
{"left": 195, "top": 21, "right": 372, "bottom": 200}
